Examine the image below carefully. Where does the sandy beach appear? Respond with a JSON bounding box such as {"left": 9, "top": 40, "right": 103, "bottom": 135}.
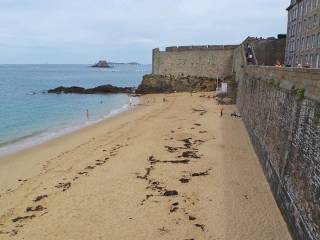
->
{"left": 0, "top": 92, "right": 291, "bottom": 240}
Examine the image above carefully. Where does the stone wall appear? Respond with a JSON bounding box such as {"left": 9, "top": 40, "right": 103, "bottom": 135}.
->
{"left": 152, "top": 45, "right": 238, "bottom": 79}
{"left": 236, "top": 65, "right": 320, "bottom": 240}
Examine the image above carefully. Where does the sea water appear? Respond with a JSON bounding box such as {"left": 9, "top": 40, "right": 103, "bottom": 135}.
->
{"left": 0, "top": 64, "right": 151, "bottom": 157}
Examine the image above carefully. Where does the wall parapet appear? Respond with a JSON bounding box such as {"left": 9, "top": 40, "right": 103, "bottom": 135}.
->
{"left": 163, "top": 45, "right": 239, "bottom": 52}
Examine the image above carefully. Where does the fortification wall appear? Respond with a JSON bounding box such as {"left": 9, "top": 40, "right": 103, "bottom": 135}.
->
{"left": 236, "top": 64, "right": 320, "bottom": 240}
{"left": 153, "top": 45, "right": 238, "bottom": 79}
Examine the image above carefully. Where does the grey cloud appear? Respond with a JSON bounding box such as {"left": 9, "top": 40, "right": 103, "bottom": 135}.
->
{"left": 0, "top": 0, "right": 289, "bottom": 63}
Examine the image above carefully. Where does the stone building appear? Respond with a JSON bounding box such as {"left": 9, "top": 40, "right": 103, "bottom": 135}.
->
{"left": 285, "top": 0, "right": 320, "bottom": 68}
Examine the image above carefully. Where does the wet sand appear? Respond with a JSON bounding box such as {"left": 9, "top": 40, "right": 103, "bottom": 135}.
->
{"left": 0, "top": 92, "right": 291, "bottom": 240}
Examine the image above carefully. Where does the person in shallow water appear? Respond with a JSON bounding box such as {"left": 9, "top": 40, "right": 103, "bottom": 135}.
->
{"left": 86, "top": 109, "right": 89, "bottom": 120}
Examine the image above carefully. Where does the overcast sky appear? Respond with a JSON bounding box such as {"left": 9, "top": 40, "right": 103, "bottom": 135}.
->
{"left": 0, "top": 0, "right": 289, "bottom": 64}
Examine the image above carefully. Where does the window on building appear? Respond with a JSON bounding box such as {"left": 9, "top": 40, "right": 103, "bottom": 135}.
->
{"left": 292, "top": 24, "right": 295, "bottom": 36}
{"left": 318, "top": 33, "right": 320, "bottom": 47}
{"left": 310, "top": 54, "right": 314, "bottom": 67}
{"left": 309, "top": 17, "right": 312, "bottom": 29}
{"left": 307, "top": 36, "right": 310, "bottom": 48}
{"left": 316, "top": 54, "right": 320, "bottom": 68}
{"left": 309, "top": 0, "right": 312, "bottom": 11}
{"left": 312, "top": 34, "right": 316, "bottom": 47}
{"left": 305, "top": 1, "right": 308, "bottom": 13}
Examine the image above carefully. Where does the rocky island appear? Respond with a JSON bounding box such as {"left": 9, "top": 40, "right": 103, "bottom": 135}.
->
{"left": 91, "top": 60, "right": 111, "bottom": 68}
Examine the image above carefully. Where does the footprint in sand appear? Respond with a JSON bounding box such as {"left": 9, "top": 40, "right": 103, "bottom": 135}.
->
{"left": 55, "top": 182, "right": 71, "bottom": 192}
{"left": 164, "top": 146, "right": 179, "bottom": 153}
{"left": 179, "top": 177, "right": 190, "bottom": 183}
{"left": 194, "top": 224, "right": 205, "bottom": 231}
{"left": 0, "top": 229, "right": 18, "bottom": 237}
{"left": 191, "top": 170, "right": 211, "bottom": 177}
{"left": 26, "top": 205, "right": 46, "bottom": 212}
{"left": 179, "top": 151, "right": 200, "bottom": 159}
{"left": 169, "top": 202, "right": 179, "bottom": 213}
{"left": 85, "top": 166, "right": 95, "bottom": 170}
{"left": 33, "top": 194, "right": 48, "bottom": 202}
{"left": 163, "top": 190, "right": 178, "bottom": 197}
{"left": 95, "top": 159, "right": 107, "bottom": 166}
{"left": 199, "top": 131, "right": 207, "bottom": 134}
{"left": 12, "top": 215, "right": 35, "bottom": 223}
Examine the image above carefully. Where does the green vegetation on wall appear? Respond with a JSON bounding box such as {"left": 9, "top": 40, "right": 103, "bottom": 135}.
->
{"left": 291, "top": 86, "right": 305, "bottom": 100}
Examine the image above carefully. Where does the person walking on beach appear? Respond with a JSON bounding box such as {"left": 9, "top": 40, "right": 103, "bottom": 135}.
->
{"left": 275, "top": 60, "right": 282, "bottom": 68}
{"left": 220, "top": 107, "right": 224, "bottom": 117}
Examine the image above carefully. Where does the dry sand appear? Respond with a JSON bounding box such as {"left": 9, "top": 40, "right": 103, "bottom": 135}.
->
{"left": 0, "top": 92, "right": 291, "bottom": 240}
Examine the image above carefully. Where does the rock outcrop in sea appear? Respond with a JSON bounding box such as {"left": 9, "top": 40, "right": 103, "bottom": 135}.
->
{"left": 48, "top": 85, "right": 134, "bottom": 94}
{"left": 91, "top": 60, "right": 110, "bottom": 68}
{"left": 135, "top": 74, "right": 221, "bottom": 94}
